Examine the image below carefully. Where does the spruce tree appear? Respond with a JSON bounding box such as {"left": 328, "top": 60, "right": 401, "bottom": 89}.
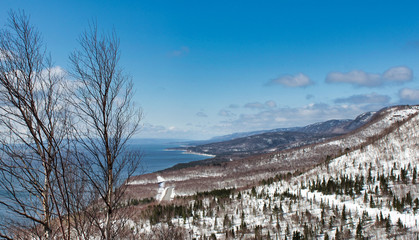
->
{"left": 356, "top": 220, "right": 363, "bottom": 239}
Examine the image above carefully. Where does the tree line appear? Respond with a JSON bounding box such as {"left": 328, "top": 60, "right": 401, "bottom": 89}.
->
{"left": 0, "top": 10, "right": 142, "bottom": 239}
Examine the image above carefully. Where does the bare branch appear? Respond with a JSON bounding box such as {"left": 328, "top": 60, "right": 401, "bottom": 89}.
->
{"left": 0, "top": 10, "right": 75, "bottom": 239}
{"left": 69, "top": 22, "right": 143, "bottom": 239}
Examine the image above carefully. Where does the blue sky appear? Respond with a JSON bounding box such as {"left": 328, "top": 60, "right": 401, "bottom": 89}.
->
{"left": 2, "top": 1, "right": 419, "bottom": 139}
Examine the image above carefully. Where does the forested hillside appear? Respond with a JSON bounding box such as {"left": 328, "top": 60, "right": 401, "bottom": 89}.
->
{"left": 127, "top": 105, "right": 419, "bottom": 239}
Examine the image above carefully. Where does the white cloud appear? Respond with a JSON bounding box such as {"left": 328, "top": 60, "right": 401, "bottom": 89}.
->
{"left": 382, "top": 66, "right": 412, "bottom": 82}
{"left": 196, "top": 112, "right": 208, "bottom": 117}
{"left": 326, "top": 66, "right": 413, "bottom": 87}
{"left": 268, "top": 73, "right": 313, "bottom": 87}
{"left": 399, "top": 88, "right": 419, "bottom": 102}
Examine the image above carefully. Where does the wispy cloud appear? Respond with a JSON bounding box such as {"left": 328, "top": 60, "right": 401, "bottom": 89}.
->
{"left": 326, "top": 66, "right": 413, "bottom": 87}
{"left": 140, "top": 123, "right": 204, "bottom": 139}
{"left": 399, "top": 88, "right": 419, "bottom": 103}
{"left": 244, "top": 102, "right": 265, "bottom": 109}
{"left": 265, "top": 100, "right": 277, "bottom": 108}
{"left": 196, "top": 111, "right": 208, "bottom": 117}
{"left": 306, "top": 94, "right": 314, "bottom": 100}
{"left": 170, "top": 46, "right": 190, "bottom": 57}
{"left": 326, "top": 70, "right": 381, "bottom": 87}
{"left": 212, "top": 101, "right": 388, "bottom": 134}
{"left": 214, "top": 103, "right": 363, "bottom": 132}
{"left": 140, "top": 123, "right": 175, "bottom": 135}
{"left": 334, "top": 93, "right": 390, "bottom": 104}
{"left": 405, "top": 40, "right": 419, "bottom": 49}
{"left": 244, "top": 100, "right": 277, "bottom": 110}
{"left": 218, "top": 109, "right": 235, "bottom": 117}
{"left": 267, "top": 73, "right": 313, "bottom": 87}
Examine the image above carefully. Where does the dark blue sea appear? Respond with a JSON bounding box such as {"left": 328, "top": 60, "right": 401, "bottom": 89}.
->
{"left": 0, "top": 139, "right": 208, "bottom": 219}
{"left": 130, "top": 139, "right": 209, "bottom": 175}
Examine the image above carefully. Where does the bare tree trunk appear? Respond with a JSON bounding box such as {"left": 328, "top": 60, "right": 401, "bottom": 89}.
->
{"left": 70, "top": 22, "right": 142, "bottom": 239}
{"left": 43, "top": 162, "right": 52, "bottom": 239}
{"left": 0, "top": 10, "right": 74, "bottom": 239}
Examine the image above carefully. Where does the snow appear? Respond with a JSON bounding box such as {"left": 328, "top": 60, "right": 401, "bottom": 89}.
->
{"left": 134, "top": 106, "right": 419, "bottom": 239}
{"left": 157, "top": 176, "right": 165, "bottom": 183}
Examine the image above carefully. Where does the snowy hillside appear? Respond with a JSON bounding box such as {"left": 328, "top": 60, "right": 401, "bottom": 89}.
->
{"left": 127, "top": 105, "right": 419, "bottom": 239}
{"left": 174, "top": 110, "right": 375, "bottom": 160}
{"left": 127, "top": 106, "right": 418, "bottom": 199}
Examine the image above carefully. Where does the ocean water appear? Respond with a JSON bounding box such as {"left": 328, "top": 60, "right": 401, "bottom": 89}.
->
{"left": 131, "top": 141, "right": 209, "bottom": 175}
{"left": 0, "top": 140, "right": 208, "bottom": 219}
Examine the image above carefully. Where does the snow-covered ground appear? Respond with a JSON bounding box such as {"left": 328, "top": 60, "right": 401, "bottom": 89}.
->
{"left": 132, "top": 106, "right": 419, "bottom": 239}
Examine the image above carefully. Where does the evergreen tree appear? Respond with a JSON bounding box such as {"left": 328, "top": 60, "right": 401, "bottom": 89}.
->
{"left": 329, "top": 216, "right": 334, "bottom": 229}
{"left": 364, "top": 192, "right": 368, "bottom": 203}
{"left": 356, "top": 220, "right": 363, "bottom": 239}
{"left": 341, "top": 205, "right": 346, "bottom": 221}
{"left": 397, "top": 218, "right": 404, "bottom": 229}
{"left": 367, "top": 167, "right": 373, "bottom": 183}
{"left": 370, "top": 195, "right": 375, "bottom": 208}
{"left": 385, "top": 216, "right": 391, "bottom": 233}
{"left": 292, "top": 230, "right": 303, "bottom": 240}
{"left": 335, "top": 228, "right": 341, "bottom": 240}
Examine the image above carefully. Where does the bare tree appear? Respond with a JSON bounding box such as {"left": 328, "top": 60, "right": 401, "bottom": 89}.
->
{"left": 0, "top": 10, "right": 74, "bottom": 239}
{"left": 69, "top": 23, "right": 142, "bottom": 239}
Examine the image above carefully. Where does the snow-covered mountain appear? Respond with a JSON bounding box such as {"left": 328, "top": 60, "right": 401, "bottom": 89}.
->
{"left": 182, "top": 111, "right": 375, "bottom": 147}
{"left": 177, "top": 110, "right": 376, "bottom": 161}
{"left": 127, "top": 105, "right": 419, "bottom": 239}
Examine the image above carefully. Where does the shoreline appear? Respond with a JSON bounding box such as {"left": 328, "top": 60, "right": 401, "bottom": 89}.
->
{"left": 181, "top": 150, "right": 216, "bottom": 158}
{"left": 164, "top": 148, "right": 216, "bottom": 158}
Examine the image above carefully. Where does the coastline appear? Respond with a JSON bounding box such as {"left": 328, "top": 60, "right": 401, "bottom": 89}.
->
{"left": 181, "top": 150, "right": 216, "bottom": 158}
{"left": 164, "top": 148, "right": 216, "bottom": 158}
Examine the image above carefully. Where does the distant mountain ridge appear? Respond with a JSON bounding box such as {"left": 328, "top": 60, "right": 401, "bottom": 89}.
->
{"left": 299, "top": 111, "right": 376, "bottom": 134}
{"left": 178, "top": 110, "right": 376, "bottom": 158}
{"left": 198, "top": 111, "right": 376, "bottom": 144}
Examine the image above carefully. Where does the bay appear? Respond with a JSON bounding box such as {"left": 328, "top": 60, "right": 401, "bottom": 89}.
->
{"left": 130, "top": 140, "right": 210, "bottom": 175}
